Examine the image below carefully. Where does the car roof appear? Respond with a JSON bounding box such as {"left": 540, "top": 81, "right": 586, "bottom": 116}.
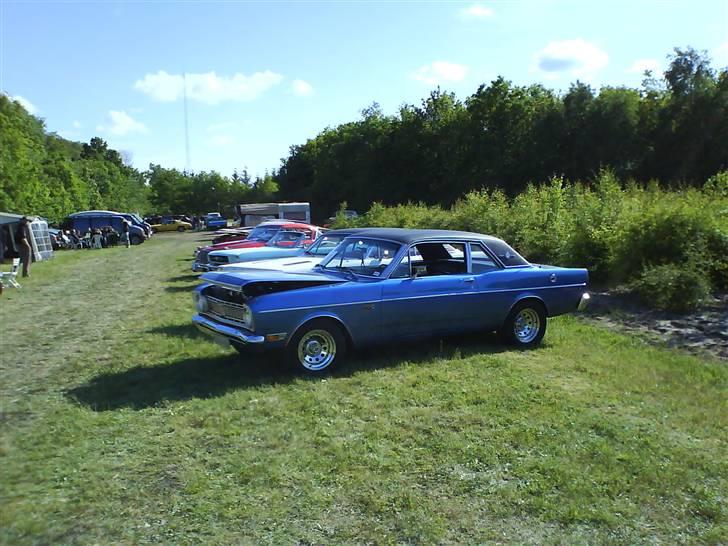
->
{"left": 344, "top": 227, "right": 504, "bottom": 244}
{"left": 319, "top": 227, "right": 366, "bottom": 236}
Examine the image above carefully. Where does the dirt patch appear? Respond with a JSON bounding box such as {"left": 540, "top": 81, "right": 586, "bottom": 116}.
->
{"left": 581, "top": 291, "right": 727, "bottom": 360}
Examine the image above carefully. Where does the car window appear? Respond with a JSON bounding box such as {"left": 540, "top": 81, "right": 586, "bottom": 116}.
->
{"left": 321, "top": 238, "right": 401, "bottom": 277}
{"left": 485, "top": 240, "right": 529, "bottom": 266}
{"left": 307, "top": 234, "right": 345, "bottom": 256}
{"left": 391, "top": 242, "right": 465, "bottom": 278}
{"left": 469, "top": 242, "right": 499, "bottom": 273}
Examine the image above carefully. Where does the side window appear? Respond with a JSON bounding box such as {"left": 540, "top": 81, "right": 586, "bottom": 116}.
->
{"left": 469, "top": 243, "right": 498, "bottom": 273}
{"left": 391, "top": 243, "right": 466, "bottom": 278}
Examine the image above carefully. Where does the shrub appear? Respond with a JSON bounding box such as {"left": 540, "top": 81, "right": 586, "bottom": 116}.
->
{"left": 631, "top": 264, "right": 711, "bottom": 312}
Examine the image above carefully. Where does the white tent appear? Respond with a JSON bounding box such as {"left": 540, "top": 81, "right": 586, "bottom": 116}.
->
{"left": 0, "top": 212, "right": 53, "bottom": 262}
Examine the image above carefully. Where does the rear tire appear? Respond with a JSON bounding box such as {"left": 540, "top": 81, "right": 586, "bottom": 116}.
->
{"left": 500, "top": 300, "right": 547, "bottom": 348}
{"left": 287, "top": 319, "right": 347, "bottom": 375}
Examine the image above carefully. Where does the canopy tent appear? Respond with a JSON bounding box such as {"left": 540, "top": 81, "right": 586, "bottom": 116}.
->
{"left": 0, "top": 212, "right": 53, "bottom": 262}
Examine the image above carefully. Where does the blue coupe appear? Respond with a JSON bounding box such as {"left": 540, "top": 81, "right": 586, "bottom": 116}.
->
{"left": 192, "top": 228, "right": 589, "bottom": 374}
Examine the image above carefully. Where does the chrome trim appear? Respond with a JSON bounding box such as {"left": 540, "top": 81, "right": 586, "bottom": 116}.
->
{"left": 577, "top": 292, "right": 590, "bottom": 311}
{"left": 204, "top": 280, "right": 244, "bottom": 292}
{"left": 258, "top": 282, "right": 588, "bottom": 314}
{"left": 193, "top": 314, "right": 264, "bottom": 344}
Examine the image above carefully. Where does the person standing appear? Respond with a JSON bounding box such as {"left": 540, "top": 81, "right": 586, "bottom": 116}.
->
{"left": 15, "top": 217, "right": 32, "bottom": 278}
{"left": 121, "top": 219, "right": 130, "bottom": 248}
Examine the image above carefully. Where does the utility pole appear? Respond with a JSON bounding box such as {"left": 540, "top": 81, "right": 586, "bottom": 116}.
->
{"left": 183, "top": 72, "right": 191, "bottom": 172}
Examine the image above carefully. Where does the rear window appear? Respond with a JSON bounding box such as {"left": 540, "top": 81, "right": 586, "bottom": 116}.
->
{"left": 485, "top": 240, "right": 529, "bottom": 266}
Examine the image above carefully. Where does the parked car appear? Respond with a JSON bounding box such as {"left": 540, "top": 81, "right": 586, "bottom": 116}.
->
{"left": 150, "top": 218, "right": 192, "bottom": 232}
{"left": 63, "top": 213, "right": 147, "bottom": 245}
{"left": 70, "top": 210, "right": 152, "bottom": 240}
{"left": 204, "top": 213, "right": 227, "bottom": 230}
{"left": 193, "top": 222, "right": 322, "bottom": 272}
{"left": 192, "top": 228, "right": 590, "bottom": 374}
{"left": 218, "top": 229, "right": 363, "bottom": 273}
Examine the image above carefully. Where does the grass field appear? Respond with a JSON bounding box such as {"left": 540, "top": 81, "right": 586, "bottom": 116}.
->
{"left": 1, "top": 232, "right": 726, "bottom": 544}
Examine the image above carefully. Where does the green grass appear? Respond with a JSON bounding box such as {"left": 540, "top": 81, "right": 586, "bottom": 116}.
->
{"left": 1, "top": 232, "right": 726, "bottom": 544}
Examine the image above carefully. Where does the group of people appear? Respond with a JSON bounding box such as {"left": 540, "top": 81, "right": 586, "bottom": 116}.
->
{"left": 55, "top": 226, "right": 129, "bottom": 250}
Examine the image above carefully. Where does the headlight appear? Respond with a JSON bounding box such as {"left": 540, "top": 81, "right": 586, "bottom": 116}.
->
{"left": 195, "top": 294, "right": 209, "bottom": 313}
{"left": 240, "top": 304, "right": 253, "bottom": 330}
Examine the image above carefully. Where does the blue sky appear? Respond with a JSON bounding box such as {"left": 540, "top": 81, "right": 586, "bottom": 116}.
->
{"left": 2, "top": 0, "right": 727, "bottom": 178}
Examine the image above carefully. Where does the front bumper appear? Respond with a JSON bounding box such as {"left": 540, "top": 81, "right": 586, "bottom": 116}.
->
{"left": 193, "top": 314, "right": 265, "bottom": 345}
{"left": 192, "top": 262, "right": 210, "bottom": 272}
{"left": 577, "top": 292, "right": 590, "bottom": 311}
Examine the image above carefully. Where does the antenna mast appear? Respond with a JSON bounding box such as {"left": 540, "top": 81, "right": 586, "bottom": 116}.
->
{"left": 183, "top": 72, "right": 191, "bottom": 171}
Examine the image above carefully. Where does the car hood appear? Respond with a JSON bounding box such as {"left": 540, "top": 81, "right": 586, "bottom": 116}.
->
{"left": 227, "top": 254, "right": 323, "bottom": 272}
{"left": 206, "top": 240, "right": 266, "bottom": 251}
{"left": 211, "top": 247, "right": 303, "bottom": 262}
{"left": 201, "top": 268, "right": 348, "bottom": 299}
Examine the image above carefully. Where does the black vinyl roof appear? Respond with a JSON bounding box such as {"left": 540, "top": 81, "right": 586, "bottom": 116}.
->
{"left": 345, "top": 227, "right": 502, "bottom": 244}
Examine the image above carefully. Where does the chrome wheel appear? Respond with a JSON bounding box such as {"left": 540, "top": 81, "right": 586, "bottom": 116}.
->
{"left": 297, "top": 329, "right": 337, "bottom": 371}
{"left": 514, "top": 308, "right": 540, "bottom": 343}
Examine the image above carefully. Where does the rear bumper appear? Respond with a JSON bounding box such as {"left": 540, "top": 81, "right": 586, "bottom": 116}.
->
{"left": 193, "top": 314, "right": 265, "bottom": 345}
{"left": 192, "top": 262, "right": 210, "bottom": 272}
{"left": 577, "top": 292, "right": 590, "bottom": 311}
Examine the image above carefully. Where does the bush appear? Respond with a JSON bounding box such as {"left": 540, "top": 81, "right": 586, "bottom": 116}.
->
{"left": 631, "top": 264, "right": 711, "bottom": 312}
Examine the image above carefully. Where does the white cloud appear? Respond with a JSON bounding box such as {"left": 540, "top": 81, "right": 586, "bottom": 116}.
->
{"left": 134, "top": 70, "right": 283, "bottom": 104}
{"left": 534, "top": 39, "right": 608, "bottom": 78}
{"left": 97, "top": 110, "right": 148, "bottom": 136}
{"left": 411, "top": 61, "right": 469, "bottom": 86}
{"left": 292, "top": 79, "right": 314, "bottom": 96}
{"left": 627, "top": 59, "right": 660, "bottom": 74}
{"left": 459, "top": 4, "right": 494, "bottom": 19}
{"left": 72, "top": 120, "right": 82, "bottom": 129}
{"left": 12, "top": 95, "right": 37, "bottom": 114}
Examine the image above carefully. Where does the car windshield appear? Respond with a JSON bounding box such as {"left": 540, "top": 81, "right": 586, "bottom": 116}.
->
{"left": 266, "top": 230, "right": 306, "bottom": 248}
{"left": 247, "top": 225, "right": 280, "bottom": 241}
{"left": 305, "top": 234, "right": 347, "bottom": 256}
{"left": 319, "top": 237, "right": 401, "bottom": 277}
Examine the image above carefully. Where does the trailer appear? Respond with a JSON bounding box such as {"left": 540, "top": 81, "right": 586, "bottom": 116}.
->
{"left": 234, "top": 202, "right": 311, "bottom": 227}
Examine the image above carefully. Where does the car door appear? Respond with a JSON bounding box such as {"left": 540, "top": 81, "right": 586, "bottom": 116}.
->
{"left": 380, "top": 242, "right": 477, "bottom": 338}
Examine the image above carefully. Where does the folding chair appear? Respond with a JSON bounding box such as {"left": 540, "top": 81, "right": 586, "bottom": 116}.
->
{"left": 0, "top": 258, "right": 21, "bottom": 289}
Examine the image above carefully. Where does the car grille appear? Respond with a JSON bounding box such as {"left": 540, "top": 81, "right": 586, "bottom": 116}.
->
{"left": 209, "top": 254, "right": 229, "bottom": 264}
{"left": 206, "top": 296, "right": 248, "bottom": 323}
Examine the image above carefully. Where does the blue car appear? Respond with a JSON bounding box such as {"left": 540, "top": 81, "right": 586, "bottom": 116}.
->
{"left": 192, "top": 228, "right": 590, "bottom": 374}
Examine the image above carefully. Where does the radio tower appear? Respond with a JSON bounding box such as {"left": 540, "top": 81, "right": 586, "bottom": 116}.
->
{"left": 183, "top": 72, "right": 191, "bottom": 171}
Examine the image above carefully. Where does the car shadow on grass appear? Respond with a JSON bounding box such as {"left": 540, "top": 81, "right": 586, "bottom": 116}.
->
{"left": 164, "top": 284, "right": 198, "bottom": 293}
{"left": 167, "top": 274, "right": 199, "bottom": 282}
{"left": 67, "top": 332, "right": 513, "bottom": 411}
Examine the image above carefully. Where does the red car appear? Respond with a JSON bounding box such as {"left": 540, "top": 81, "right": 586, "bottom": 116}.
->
{"left": 192, "top": 222, "right": 321, "bottom": 272}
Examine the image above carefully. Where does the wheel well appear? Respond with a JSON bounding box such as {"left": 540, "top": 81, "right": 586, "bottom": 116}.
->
{"left": 288, "top": 316, "right": 353, "bottom": 350}
{"left": 511, "top": 296, "right": 547, "bottom": 317}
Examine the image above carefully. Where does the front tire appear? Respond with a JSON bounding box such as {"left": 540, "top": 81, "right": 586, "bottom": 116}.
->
{"left": 501, "top": 300, "right": 547, "bottom": 348}
{"left": 287, "top": 319, "right": 346, "bottom": 375}
{"left": 130, "top": 234, "right": 143, "bottom": 245}
{"left": 177, "top": 226, "right": 185, "bottom": 232}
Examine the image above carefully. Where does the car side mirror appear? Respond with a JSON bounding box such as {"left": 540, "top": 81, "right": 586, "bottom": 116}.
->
{"left": 411, "top": 265, "right": 427, "bottom": 279}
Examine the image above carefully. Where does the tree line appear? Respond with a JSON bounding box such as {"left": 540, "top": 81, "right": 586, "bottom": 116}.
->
{"left": 274, "top": 47, "right": 728, "bottom": 219}
{"left": 1, "top": 47, "right": 726, "bottom": 223}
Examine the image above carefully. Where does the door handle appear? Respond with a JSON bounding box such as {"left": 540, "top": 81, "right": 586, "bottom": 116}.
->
{"left": 463, "top": 277, "right": 475, "bottom": 283}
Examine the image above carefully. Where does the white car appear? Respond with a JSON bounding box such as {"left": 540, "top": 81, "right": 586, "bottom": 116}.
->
{"left": 219, "top": 229, "right": 362, "bottom": 274}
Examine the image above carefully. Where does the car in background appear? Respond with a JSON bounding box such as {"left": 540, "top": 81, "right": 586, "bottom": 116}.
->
{"left": 63, "top": 213, "right": 147, "bottom": 245}
{"left": 71, "top": 210, "right": 152, "bottom": 240}
{"left": 150, "top": 217, "right": 192, "bottom": 232}
{"left": 193, "top": 222, "right": 322, "bottom": 272}
{"left": 207, "top": 229, "right": 318, "bottom": 270}
{"left": 217, "top": 229, "right": 363, "bottom": 274}
{"left": 205, "top": 213, "right": 228, "bottom": 230}
{"left": 193, "top": 228, "right": 590, "bottom": 374}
